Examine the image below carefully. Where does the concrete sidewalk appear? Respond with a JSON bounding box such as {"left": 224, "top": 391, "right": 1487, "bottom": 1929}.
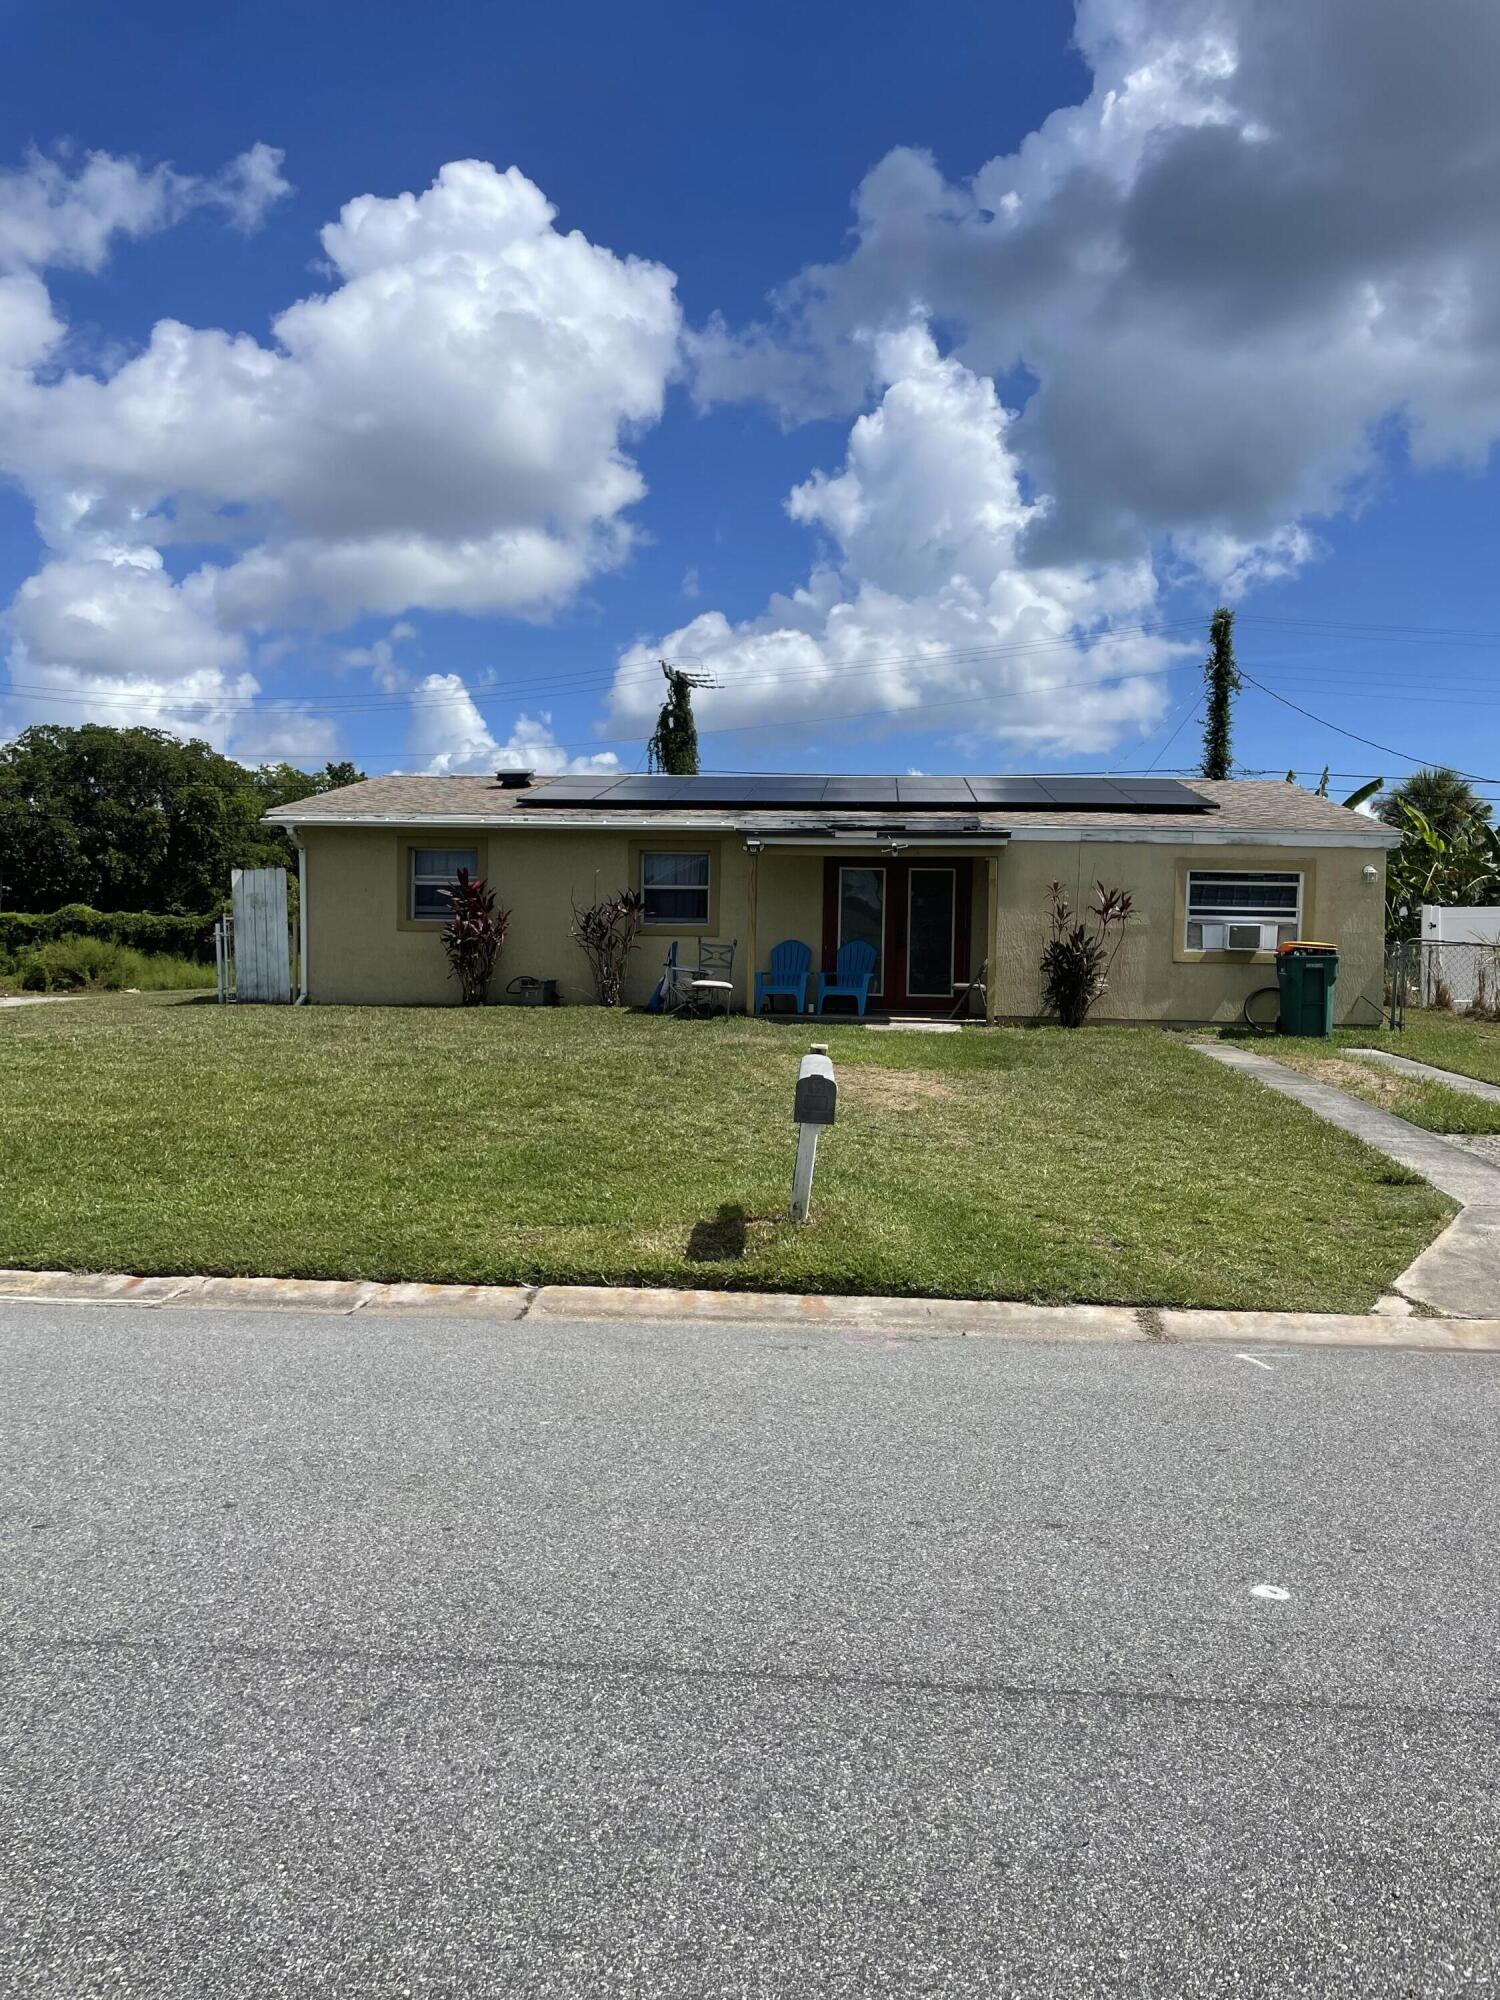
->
{"left": 1193, "top": 1039, "right": 1500, "bottom": 1204}
{"left": 2, "top": 1266, "right": 1498, "bottom": 1352}
{"left": 1192, "top": 1039, "right": 1500, "bottom": 1318}
{"left": 1349, "top": 1045, "right": 1500, "bottom": 1105}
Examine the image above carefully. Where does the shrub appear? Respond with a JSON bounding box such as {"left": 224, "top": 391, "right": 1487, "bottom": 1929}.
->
{"left": 571, "top": 889, "right": 645, "bottom": 1006}
{"left": 0, "top": 906, "right": 217, "bottom": 961}
{"left": 1040, "top": 881, "right": 1135, "bottom": 1028}
{"left": 441, "top": 869, "right": 509, "bottom": 1006}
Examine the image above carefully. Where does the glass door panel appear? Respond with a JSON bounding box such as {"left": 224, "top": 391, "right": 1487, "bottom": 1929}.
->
{"left": 837, "top": 866, "right": 886, "bottom": 994}
{"left": 906, "top": 867, "right": 956, "bottom": 997}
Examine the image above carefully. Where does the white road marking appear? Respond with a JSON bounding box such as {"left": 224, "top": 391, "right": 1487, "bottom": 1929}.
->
{"left": 1251, "top": 1583, "right": 1291, "bottom": 1601}
{"left": 1236, "top": 1353, "right": 1275, "bottom": 1370}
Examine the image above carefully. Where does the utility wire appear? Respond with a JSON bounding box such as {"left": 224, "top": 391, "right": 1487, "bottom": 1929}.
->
{"left": 1237, "top": 668, "right": 1500, "bottom": 785}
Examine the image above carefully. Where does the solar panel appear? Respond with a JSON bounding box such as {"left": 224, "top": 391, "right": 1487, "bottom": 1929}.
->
{"left": 966, "top": 778, "right": 1052, "bottom": 805}
{"left": 1112, "top": 780, "right": 1210, "bottom": 810}
{"left": 824, "top": 777, "right": 899, "bottom": 804}
{"left": 1032, "top": 777, "right": 1128, "bottom": 805}
{"left": 895, "top": 777, "right": 974, "bottom": 804}
{"left": 515, "top": 773, "right": 1214, "bottom": 812}
{"left": 528, "top": 776, "right": 614, "bottom": 800}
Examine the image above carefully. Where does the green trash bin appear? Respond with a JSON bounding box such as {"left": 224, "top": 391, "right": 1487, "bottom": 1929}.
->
{"left": 1276, "top": 941, "right": 1339, "bottom": 1037}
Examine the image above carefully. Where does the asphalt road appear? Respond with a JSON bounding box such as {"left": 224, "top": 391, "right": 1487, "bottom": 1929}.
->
{"left": 2, "top": 1302, "right": 1498, "bottom": 1998}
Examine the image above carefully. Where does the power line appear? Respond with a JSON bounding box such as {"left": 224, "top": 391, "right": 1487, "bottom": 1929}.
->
{"left": 1237, "top": 668, "right": 1500, "bottom": 785}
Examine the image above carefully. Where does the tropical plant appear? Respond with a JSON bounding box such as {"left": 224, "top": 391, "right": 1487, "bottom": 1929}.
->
{"left": 440, "top": 869, "right": 509, "bottom": 1006}
{"left": 1378, "top": 767, "right": 1491, "bottom": 841}
{"left": 1199, "top": 607, "right": 1241, "bottom": 781}
{"left": 571, "top": 888, "right": 645, "bottom": 1005}
{"left": 1341, "top": 778, "right": 1383, "bottom": 811}
{"left": 1039, "top": 881, "right": 1135, "bottom": 1028}
{"left": 1385, "top": 803, "right": 1500, "bottom": 941}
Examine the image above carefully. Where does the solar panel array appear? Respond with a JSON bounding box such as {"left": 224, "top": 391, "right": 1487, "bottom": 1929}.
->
{"left": 516, "top": 774, "right": 1213, "bottom": 812}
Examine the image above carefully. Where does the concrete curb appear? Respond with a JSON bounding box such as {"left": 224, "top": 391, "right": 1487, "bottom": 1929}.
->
{"left": 2, "top": 1267, "right": 1498, "bottom": 1353}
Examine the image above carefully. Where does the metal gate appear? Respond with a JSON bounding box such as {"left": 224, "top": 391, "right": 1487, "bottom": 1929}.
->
{"left": 221, "top": 867, "right": 293, "bottom": 1003}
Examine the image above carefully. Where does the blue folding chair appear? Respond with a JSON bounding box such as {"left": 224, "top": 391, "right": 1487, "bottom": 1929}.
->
{"left": 755, "top": 939, "right": 812, "bottom": 1015}
{"left": 817, "top": 938, "right": 878, "bottom": 1016}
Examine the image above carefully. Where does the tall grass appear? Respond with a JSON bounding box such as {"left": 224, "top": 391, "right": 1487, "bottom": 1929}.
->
{"left": 0, "top": 936, "right": 213, "bottom": 993}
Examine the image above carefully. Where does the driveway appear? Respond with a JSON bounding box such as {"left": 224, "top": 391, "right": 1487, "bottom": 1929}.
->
{"left": 3, "top": 1301, "right": 1498, "bottom": 1996}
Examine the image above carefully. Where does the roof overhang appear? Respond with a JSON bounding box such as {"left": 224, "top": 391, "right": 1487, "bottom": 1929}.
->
{"left": 265, "top": 812, "right": 1398, "bottom": 849}
{"left": 743, "top": 831, "right": 1011, "bottom": 850}
{"left": 1003, "top": 824, "right": 1401, "bottom": 849}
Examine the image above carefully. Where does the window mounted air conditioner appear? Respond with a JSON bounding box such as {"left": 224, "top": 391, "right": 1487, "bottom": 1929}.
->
{"left": 1227, "top": 922, "right": 1274, "bottom": 951}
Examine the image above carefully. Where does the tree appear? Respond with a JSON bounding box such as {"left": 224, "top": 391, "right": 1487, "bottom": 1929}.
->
{"left": 1199, "top": 607, "right": 1241, "bottom": 781}
{"left": 249, "top": 760, "right": 365, "bottom": 810}
{"left": 0, "top": 724, "right": 365, "bottom": 914}
{"left": 647, "top": 661, "right": 706, "bottom": 775}
{"left": 1378, "top": 767, "right": 1491, "bottom": 844}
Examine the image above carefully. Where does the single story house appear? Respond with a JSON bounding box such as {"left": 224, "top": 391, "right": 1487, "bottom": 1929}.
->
{"left": 263, "top": 771, "right": 1398, "bottom": 1025}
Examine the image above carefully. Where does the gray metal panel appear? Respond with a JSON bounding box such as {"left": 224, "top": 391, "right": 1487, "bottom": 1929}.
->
{"left": 230, "top": 867, "right": 291, "bottom": 1003}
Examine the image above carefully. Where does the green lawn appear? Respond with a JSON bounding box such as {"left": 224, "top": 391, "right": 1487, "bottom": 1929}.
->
{"left": 1343, "top": 1009, "right": 1500, "bottom": 1088}
{"left": 0, "top": 994, "right": 1454, "bottom": 1311}
{"left": 1219, "top": 1010, "right": 1500, "bottom": 1134}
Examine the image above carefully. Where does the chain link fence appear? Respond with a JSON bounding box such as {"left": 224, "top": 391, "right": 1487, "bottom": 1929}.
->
{"left": 1387, "top": 938, "right": 1500, "bottom": 1029}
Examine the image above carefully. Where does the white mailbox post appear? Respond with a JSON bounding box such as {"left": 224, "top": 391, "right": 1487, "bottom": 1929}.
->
{"left": 790, "top": 1044, "right": 837, "bottom": 1222}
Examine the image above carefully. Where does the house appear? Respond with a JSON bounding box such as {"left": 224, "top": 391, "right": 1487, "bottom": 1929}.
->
{"left": 262, "top": 771, "right": 1398, "bottom": 1024}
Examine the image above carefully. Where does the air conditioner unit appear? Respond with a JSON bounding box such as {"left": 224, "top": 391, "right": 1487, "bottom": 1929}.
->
{"left": 1227, "top": 922, "right": 1274, "bottom": 951}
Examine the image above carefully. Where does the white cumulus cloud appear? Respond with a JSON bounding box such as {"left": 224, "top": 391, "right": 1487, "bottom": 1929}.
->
{"left": 692, "top": 0, "right": 1500, "bottom": 578}
{"left": 610, "top": 328, "right": 1182, "bottom": 758}
{"left": 405, "top": 672, "right": 620, "bottom": 778}
{"left": 0, "top": 143, "right": 288, "bottom": 275}
{"left": 0, "top": 155, "right": 679, "bottom": 762}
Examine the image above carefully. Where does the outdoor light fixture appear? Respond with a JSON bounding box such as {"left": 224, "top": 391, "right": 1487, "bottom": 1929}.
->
{"left": 1363, "top": 864, "right": 1378, "bottom": 883}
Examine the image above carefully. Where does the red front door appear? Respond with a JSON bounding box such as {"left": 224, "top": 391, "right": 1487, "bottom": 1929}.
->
{"left": 821, "top": 858, "right": 972, "bottom": 1012}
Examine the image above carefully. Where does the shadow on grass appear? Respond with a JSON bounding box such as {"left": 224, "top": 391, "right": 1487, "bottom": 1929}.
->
{"left": 686, "top": 1203, "right": 750, "bottom": 1262}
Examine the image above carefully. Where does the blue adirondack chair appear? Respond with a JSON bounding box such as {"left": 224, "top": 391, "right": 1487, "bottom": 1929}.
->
{"left": 755, "top": 939, "right": 812, "bottom": 1015}
{"left": 817, "top": 938, "right": 878, "bottom": 1016}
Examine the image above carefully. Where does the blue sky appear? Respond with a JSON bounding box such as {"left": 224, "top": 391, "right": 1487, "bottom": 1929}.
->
{"left": 2, "top": 0, "right": 1499, "bottom": 804}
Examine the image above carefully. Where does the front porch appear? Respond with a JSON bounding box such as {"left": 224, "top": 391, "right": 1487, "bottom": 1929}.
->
{"left": 737, "top": 835, "right": 1004, "bottom": 1021}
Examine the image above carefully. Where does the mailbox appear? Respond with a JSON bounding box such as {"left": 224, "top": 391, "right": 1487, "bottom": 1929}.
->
{"left": 793, "top": 1052, "right": 837, "bottom": 1127}
{"left": 789, "top": 1047, "right": 837, "bottom": 1223}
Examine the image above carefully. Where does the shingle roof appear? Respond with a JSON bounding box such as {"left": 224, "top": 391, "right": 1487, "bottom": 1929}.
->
{"left": 264, "top": 774, "right": 1395, "bottom": 841}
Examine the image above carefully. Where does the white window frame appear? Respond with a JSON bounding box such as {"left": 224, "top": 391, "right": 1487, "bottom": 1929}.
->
{"left": 1185, "top": 869, "right": 1302, "bottom": 954}
{"left": 640, "top": 850, "right": 711, "bottom": 927}
{"left": 409, "top": 846, "right": 479, "bottom": 923}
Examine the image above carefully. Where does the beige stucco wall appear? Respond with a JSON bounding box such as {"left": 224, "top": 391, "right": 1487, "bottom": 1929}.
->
{"left": 302, "top": 823, "right": 1388, "bottom": 1025}
{"left": 303, "top": 825, "right": 754, "bottom": 1008}
{"left": 989, "top": 838, "right": 1388, "bottom": 1026}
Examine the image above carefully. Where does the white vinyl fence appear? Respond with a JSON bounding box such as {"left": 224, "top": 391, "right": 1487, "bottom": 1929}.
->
{"left": 1414, "top": 904, "right": 1500, "bottom": 1012}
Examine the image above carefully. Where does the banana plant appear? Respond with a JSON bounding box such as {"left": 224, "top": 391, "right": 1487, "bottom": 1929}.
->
{"left": 1387, "top": 802, "right": 1500, "bottom": 938}
{"left": 1341, "top": 778, "right": 1383, "bottom": 811}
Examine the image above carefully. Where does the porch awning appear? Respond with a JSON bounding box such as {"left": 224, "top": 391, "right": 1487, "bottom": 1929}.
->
{"left": 742, "top": 822, "right": 1010, "bottom": 851}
